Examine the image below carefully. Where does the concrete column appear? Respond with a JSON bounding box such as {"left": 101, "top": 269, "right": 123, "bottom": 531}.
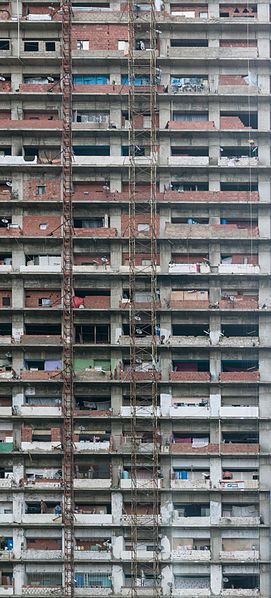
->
{"left": 210, "top": 349, "right": 220, "bottom": 382}
{"left": 110, "top": 279, "right": 122, "bottom": 309}
{"left": 112, "top": 565, "right": 124, "bottom": 594}
{"left": 111, "top": 385, "right": 122, "bottom": 416}
{"left": 111, "top": 492, "right": 123, "bottom": 523}
{"left": 258, "top": 175, "right": 270, "bottom": 203}
{"left": 257, "top": 3, "right": 270, "bottom": 21}
{"left": 159, "top": 101, "right": 170, "bottom": 129}
{"left": 111, "top": 241, "right": 122, "bottom": 270}
{"left": 210, "top": 458, "right": 221, "bottom": 488}
{"left": 210, "top": 563, "right": 222, "bottom": 595}
{"left": 110, "top": 102, "right": 121, "bottom": 129}
{"left": 109, "top": 206, "right": 121, "bottom": 234}
{"left": 13, "top": 563, "right": 24, "bottom": 595}
{"left": 13, "top": 491, "right": 24, "bottom": 524}
{"left": 208, "top": 1, "right": 219, "bottom": 17}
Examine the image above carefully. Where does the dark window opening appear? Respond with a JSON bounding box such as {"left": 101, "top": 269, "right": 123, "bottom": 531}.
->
{"left": 221, "top": 146, "right": 258, "bottom": 158}
{"left": 171, "top": 217, "right": 208, "bottom": 224}
{"left": 2, "top": 297, "right": 10, "bottom": 306}
{"left": 45, "top": 42, "right": 56, "bottom": 51}
{"left": 172, "top": 324, "right": 209, "bottom": 336}
{"left": 0, "top": 323, "right": 11, "bottom": 334}
{"left": 171, "top": 182, "right": 208, "bottom": 191}
{"left": 75, "top": 324, "right": 109, "bottom": 344}
{"left": 171, "top": 147, "right": 209, "bottom": 157}
{"left": 221, "top": 359, "right": 258, "bottom": 372}
{"left": 74, "top": 290, "right": 110, "bottom": 298}
{"left": 37, "top": 185, "right": 46, "bottom": 195}
{"left": 221, "top": 182, "right": 258, "bottom": 191}
{"left": 24, "top": 324, "right": 61, "bottom": 335}
{"left": 123, "top": 323, "right": 152, "bottom": 337}
{"left": 173, "top": 111, "right": 208, "bottom": 121}
{"left": 0, "top": 147, "right": 11, "bottom": 156}
{"left": 222, "top": 324, "right": 258, "bottom": 337}
{"left": 24, "top": 41, "right": 39, "bottom": 52}
{"left": 73, "top": 218, "right": 106, "bottom": 228}
{"left": 223, "top": 575, "right": 258, "bottom": 590}
{"left": 222, "top": 432, "right": 258, "bottom": 444}
{"left": 0, "top": 40, "right": 9, "bottom": 50}
{"left": 72, "top": 145, "right": 110, "bottom": 156}
{"left": 174, "top": 503, "right": 210, "bottom": 517}
{"left": 171, "top": 39, "right": 208, "bottom": 47}
{"left": 221, "top": 111, "right": 258, "bottom": 129}
{"left": 172, "top": 360, "right": 209, "bottom": 372}
{"left": 75, "top": 396, "right": 111, "bottom": 411}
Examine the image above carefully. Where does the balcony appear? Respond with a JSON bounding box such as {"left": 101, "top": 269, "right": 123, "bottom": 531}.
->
{"left": 75, "top": 590, "right": 111, "bottom": 597}
{"left": 121, "top": 588, "right": 159, "bottom": 597}
{"left": 0, "top": 479, "right": 14, "bottom": 488}
{"left": 74, "top": 479, "right": 111, "bottom": 490}
{"left": 74, "top": 440, "right": 110, "bottom": 453}
{"left": 221, "top": 591, "right": 259, "bottom": 597}
{"left": 22, "top": 549, "right": 62, "bottom": 560}
{"left": 0, "top": 156, "right": 38, "bottom": 165}
{"left": 120, "top": 406, "right": 160, "bottom": 417}
{"left": 22, "top": 514, "right": 62, "bottom": 524}
{"left": 173, "top": 590, "right": 210, "bottom": 597}
{"left": 171, "top": 479, "right": 210, "bottom": 490}
{"left": 167, "top": 156, "right": 209, "bottom": 167}
{"left": 21, "top": 441, "right": 62, "bottom": 452}
{"left": 169, "top": 263, "right": 210, "bottom": 274}
{"left": 219, "top": 550, "right": 259, "bottom": 561}
{"left": 121, "top": 514, "right": 162, "bottom": 526}
{"left": 0, "top": 588, "right": 13, "bottom": 596}
{"left": 218, "top": 264, "right": 260, "bottom": 274}
{"left": 75, "top": 369, "right": 111, "bottom": 381}
{"left": 163, "top": 190, "right": 259, "bottom": 203}
{"left": 219, "top": 480, "right": 259, "bottom": 490}
{"left": 220, "top": 406, "right": 258, "bottom": 418}
{"left": 74, "top": 227, "right": 117, "bottom": 238}
{"left": 120, "top": 479, "right": 163, "bottom": 489}
{"left": 20, "top": 335, "right": 61, "bottom": 346}
{"left": 218, "top": 157, "right": 258, "bottom": 168}
{"left": 220, "top": 516, "right": 260, "bottom": 526}
{"left": 74, "top": 549, "right": 111, "bottom": 561}
{"left": 172, "top": 549, "right": 210, "bottom": 561}
{"left": 173, "top": 516, "right": 210, "bottom": 527}
{"left": 120, "top": 370, "right": 161, "bottom": 381}
{"left": 22, "top": 588, "right": 62, "bottom": 597}
{"left": 121, "top": 549, "right": 155, "bottom": 561}
{"left": 219, "top": 372, "right": 259, "bottom": 382}
{"left": 19, "top": 406, "right": 62, "bottom": 417}
{"left": 22, "top": 479, "right": 62, "bottom": 490}
{"left": 75, "top": 514, "right": 113, "bottom": 525}
{"left": 170, "top": 372, "right": 210, "bottom": 382}
{"left": 73, "top": 264, "right": 112, "bottom": 274}
{"left": 169, "top": 404, "right": 210, "bottom": 417}
{"left": 165, "top": 223, "right": 259, "bottom": 240}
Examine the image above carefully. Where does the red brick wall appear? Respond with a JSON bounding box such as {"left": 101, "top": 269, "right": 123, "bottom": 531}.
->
{"left": 21, "top": 427, "right": 32, "bottom": 442}
{"left": 51, "top": 428, "right": 62, "bottom": 442}
{"left": 72, "top": 24, "right": 128, "bottom": 50}
{"left": 23, "top": 179, "right": 60, "bottom": 201}
{"left": 74, "top": 227, "right": 117, "bottom": 237}
{"left": 84, "top": 296, "right": 110, "bottom": 309}
{"left": 0, "top": 111, "right": 10, "bottom": 119}
{"left": 26, "top": 539, "right": 61, "bottom": 550}
{"left": 220, "top": 116, "right": 251, "bottom": 129}
{"left": 19, "top": 83, "right": 61, "bottom": 93}
{"left": 121, "top": 214, "right": 159, "bottom": 236}
{"left": 25, "top": 290, "right": 61, "bottom": 308}
{"left": 23, "top": 216, "right": 61, "bottom": 236}
{"left": 22, "top": 4, "right": 60, "bottom": 15}
{"left": 24, "top": 111, "right": 59, "bottom": 120}
{"left": 220, "top": 40, "right": 257, "bottom": 47}
{"left": 220, "top": 75, "right": 247, "bottom": 86}
{"left": 220, "top": 371, "right": 259, "bottom": 381}
{"left": 221, "top": 5, "right": 256, "bottom": 17}
{"left": 168, "top": 121, "right": 215, "bottom": 130}
{"left": 170, "top": 372, "right": 210, "bottom": 381}
{"left": 0, "top": 81, "right": 11, "bottom": 91}
{"left": 231, "top": 254, "right": 258, "bottom": 264}
{"left": 0, "top": 291, "right": 12, "bottom": 307}
{"left": 163, "top": 191, "right": 259, "bottom": 203}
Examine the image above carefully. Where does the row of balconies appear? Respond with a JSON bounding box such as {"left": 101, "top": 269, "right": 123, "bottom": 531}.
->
{"left": 0, "top": 404, "right": 260, "bottom": 419}
{"left": 0, "top": 43, "right": 263, "bottom": 61}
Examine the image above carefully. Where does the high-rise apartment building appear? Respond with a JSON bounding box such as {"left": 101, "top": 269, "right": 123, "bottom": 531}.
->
{"left": 0, "top": 0, "right": 270, "bottom": 597}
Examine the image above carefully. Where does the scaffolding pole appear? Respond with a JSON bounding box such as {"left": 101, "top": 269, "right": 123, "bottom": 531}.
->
{"left": 62, "top": 0, "right": 74, "bottom": 597}
{"left": 128, "top": 0, "right": 160, "bottom": 595}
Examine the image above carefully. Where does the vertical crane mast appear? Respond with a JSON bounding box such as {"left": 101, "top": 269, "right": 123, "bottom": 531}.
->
{"left": 128, "top": 0, "right": 159, "bottom": 595}
{"left": 62, "top": 1, "right": 74, "bottom": 597}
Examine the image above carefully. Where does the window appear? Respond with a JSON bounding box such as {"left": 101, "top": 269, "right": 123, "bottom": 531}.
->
{"left": 118, "top": 40, "right": 128, "bottom": 50}
{"left": 39, "top": 224, "right": 47, "bottom": 230}
{"left": 199, "top": 11, "right": 208, "bottom": 17}
{"left": 73, "top": 75, "right": 109, "bottom": 85}
{"left": 2, "top": 297, "right": 10, "bottom": 306}
{"left": 38, "top": 298, "right": 51, "bottom": 306}
{"left": 173, "top": 112, "right": 208, "bottom": 121}
{"left": 24, "top": 41, "right": 39, "bottom": 52}
{"left": 0, "top": 40, "right": 9, "bottom": 50}
{"left": 72, "top": 110, "right": 109, "bottom": 123}
{"left": 138, "top": 223, "right": 150, "bottom": 232}
{"left": 77, "top": 40, "right": 89, "bottom": 50}
{"left": 37, "top": 185, "right": 46, "bottom": 195}
{"left": 45, "top": 42, "right": 56, "bottom": 51}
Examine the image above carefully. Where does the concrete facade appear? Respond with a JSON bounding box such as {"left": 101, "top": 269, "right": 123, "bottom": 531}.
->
{"left": 0, "top": 0, "right": 270, "bottom": 597}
